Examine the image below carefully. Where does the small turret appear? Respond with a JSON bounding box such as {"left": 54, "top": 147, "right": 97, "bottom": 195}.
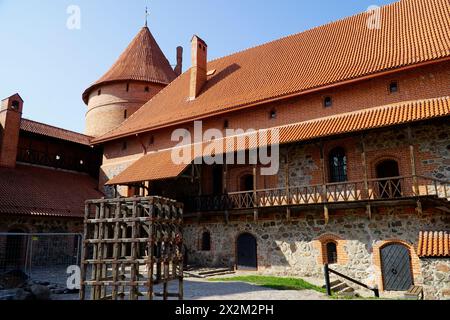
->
{"left": 83, "top": 26, "right": 177, "bottom": 137}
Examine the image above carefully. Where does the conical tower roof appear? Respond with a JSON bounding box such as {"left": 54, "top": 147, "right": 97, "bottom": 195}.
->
{"left": 83, "top": 27, "right": 177, "bottom": 103}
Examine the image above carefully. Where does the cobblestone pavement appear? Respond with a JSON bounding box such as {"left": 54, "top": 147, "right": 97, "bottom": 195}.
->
{"left": 56, "top": 278, "right": 329, "bottom": 301}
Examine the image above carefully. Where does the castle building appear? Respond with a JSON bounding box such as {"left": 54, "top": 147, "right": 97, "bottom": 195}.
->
{"left": 0, "top": 94, "right": 103, "bottom": 235}
{"left": 87, "top": 0, "right": 450, "bottom": 299}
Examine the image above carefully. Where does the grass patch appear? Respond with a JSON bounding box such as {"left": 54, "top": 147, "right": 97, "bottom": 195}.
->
{"left": 209, "top": 275, "right": 326, "bottom": 294}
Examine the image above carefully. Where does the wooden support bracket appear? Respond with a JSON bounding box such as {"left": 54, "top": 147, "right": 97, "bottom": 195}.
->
{"left": 366, "top": 204, "right": 372, "bottom": 220}
{"left": 324, "top": 205, "right": 329, "bottom": 225}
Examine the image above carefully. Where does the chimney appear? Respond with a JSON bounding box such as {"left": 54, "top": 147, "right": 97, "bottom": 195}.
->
{"left": 174, "top": 46, "right": 183, "bottom": 77}
{"left": 189, "top": 35, "right": 207, "bottom": 100}
{"left": 0, "top": 94, "right": 23, "bottom": 168}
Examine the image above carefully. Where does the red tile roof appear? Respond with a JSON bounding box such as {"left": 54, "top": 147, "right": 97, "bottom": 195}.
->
{"left": 0, "top": 164, "right": 103, "bottom": 218}
{"left": 417, "top": 231, "right": 450, "bottom": 258}
{"left": 107, "top": 96, "right": 450, "bottom": 185}
{"left": 21, "top": 119, "right": 92, "bottom": 145}
{"left": 106, "top": 149, "right": 192, "bottom": 185}
{"left": 94, "top": 0, "right": 450, "bottom": 143}
{"left": 83, "top": 27, "right": 177, "bottom": 103}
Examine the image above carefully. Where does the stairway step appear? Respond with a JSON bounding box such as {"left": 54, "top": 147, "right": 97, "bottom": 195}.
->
{"left": 331, "top": 283, "right": 349, "bottom": 292}
{"left": 198, "top": 268, "right": 233, "bottom": 276}
{"left": 322, "top": 280, "right": 342, "bottom": 289}
{"left": 201, "top": 271, "right": 236, "bottom": 278}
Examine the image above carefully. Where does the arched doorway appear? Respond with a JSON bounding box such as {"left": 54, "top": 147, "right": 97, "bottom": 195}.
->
{"left": 240, "top": 174, "right": 254, "bottom": 192}
{"left": 236, "top": 233, "right": 257, "bottom": 270}
{"left": 376, "top": 160, "right": 402, "bottom": 198}
{"left": 212, "top": 165, "right": 223, "bottom": 195}
{"left": 380, "top": 243, "right": 413, "bottom": 291}
{"left": 5, "top": 229, "right": 26, "bottom": 269}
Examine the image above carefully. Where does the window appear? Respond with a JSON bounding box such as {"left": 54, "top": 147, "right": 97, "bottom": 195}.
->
{"left": 126, "top": 83, "right": 130, "bottom": 92}
{"left": 122, "top": 141, "right": 127, "bottom": 151}
{"left": 98, "top": 89, "right": 102, "bottom": 96}
{"left": 145, "top": 86, "right": 150, "bottom": 93}
{"left": 11, "top": 100, "right": 20, "bottom": 110}
{"left": 201, "top": 232, "right": 211, "bottom": 251}
{"left": 324, "top": 96, "right": 333, "bottom": 108}
{"left": 389, "top": 81, "right": 399, "bottom": 93}
{"left": 224, "top": 120, "right": 229, "bottom": 129}
{"left": 326, "top": 242, "right": 338, "bottom": 264}
{"left": 124, "top": 110, "right": 128, "bottom": 119}
{"left": 329, "top": 147, "right": 348, "bottom": 183}
{"left": 240, "top": 174, "right": 254, "bottom": 192}
{"left": 149, "top": 135, "right": 155, "bottom": 145}
{"left": 269, "top": 110, "right": 277, "bottom": 119}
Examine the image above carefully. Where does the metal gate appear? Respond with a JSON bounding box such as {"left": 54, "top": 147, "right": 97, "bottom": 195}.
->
{"left": 0, "top": 233, "right": 82, "bottom": 285}
{"left": 381, "top": 243, "right": 413, "bottom": 291}
{"left": 237, "top": 233, "right": 257, "bottom": 270}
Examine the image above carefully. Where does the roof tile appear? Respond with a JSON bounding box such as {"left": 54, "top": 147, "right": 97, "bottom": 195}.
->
{"left": 417, "top": 231, "right": 450, "bottom": 258}
{"left": 83, "top": 27, "right": 177, "bottom": 103}
{"left": 0, "top": 165, "right": 103, "bottom": 218}
{"left": 94, "top": 0, "right": 450, "bottom": 143}
{"left": 21, "top": 119, "right": 92, "bottom": 145}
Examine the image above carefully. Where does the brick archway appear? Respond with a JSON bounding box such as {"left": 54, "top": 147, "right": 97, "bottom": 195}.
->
{"left": 313, "top": 233, "right": 349, "bottom": 266}
{"left": 373, "top": 239, "right": 422, "bottom": 291}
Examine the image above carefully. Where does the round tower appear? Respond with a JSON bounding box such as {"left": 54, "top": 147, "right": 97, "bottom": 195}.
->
{"left": 83, "top": 26, "right": 179, "bottom": 137}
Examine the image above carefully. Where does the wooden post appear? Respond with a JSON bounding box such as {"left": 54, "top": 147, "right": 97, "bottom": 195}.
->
{"left": 223, "top": 164, "right": 228, "bottom": 194}
{"left": 111, "top": 203, "right": 121, "bottom": 300}
{"left": 79, "top": 203, "right": 91, "bottom": 301}
{"left": 319, "top": 142, "right": 329, "bottom": 223}
{"left": 360, "top": 135, "right": 372, "bottom": 219}
{"left": 253, "top": 165, "right": 258, "bottom": 221}
{"left": 285, "top": 149, "right": 291, "bottom": 220}
{"left": 324, "top": 264, "right": 332, "bottom": 297}
{"left": 407, "top": 127, "right": 419, "bottom": 197}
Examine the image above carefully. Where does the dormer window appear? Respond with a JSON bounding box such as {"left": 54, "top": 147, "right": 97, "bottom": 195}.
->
{"left": 324, "top": 96, "right": 333, "bottom": 108}
{"left": 269, "top": 110, "right": 277, "bottom": 120}
{"left": 97, "top": 89, "right": 102, "bottom": 96}
{"left": 389, "top": 81, "right": 399, "bottom": 93}
{"left": 11, "top": 100, "right": 20, "bottom": 110}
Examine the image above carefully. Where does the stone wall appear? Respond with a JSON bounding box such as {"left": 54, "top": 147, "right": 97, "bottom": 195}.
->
{"left": 184, "top": 208, "right": 449, "bottom": 298}
{"left": 421, "top": 259, "right": 450, "bottom": 300}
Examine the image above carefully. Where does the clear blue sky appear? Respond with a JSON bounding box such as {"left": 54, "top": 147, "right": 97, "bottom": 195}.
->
{"left": 0, "top": 0, "right": 397, "bottom": 134}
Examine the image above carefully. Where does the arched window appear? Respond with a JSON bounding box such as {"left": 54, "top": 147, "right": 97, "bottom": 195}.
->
{"left": 329, "top": 147, "right": 348, "bottom": 183}
{"left": 326, "top": 241, "right": 338, "bottom": 264}
{"left": 240, "top": 174, "right": 254, "bottom": 192}
{"left": 11, "top": 100, "right": 20, "bottom": 110}
{"left": 201, "top": 231, "right": 211, "bottom": 251}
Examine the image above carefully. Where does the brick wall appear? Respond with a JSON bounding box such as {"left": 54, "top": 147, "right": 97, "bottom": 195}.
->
{"left": 86, "top": 81, "right": 165, "bottom": 137}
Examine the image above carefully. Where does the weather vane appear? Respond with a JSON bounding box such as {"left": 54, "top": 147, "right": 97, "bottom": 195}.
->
{"left": 145, "top": 6, "right": 150, "bottom": 27}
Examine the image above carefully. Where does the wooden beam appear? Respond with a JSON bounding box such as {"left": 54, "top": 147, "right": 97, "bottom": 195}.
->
{"left": 360, "top": 135, "right": 372, "bottom": 219}
{"left": 416, "top": 199, "right": 423, "bottom": 216}
{"left": 407, "top": 126, "right": 419, "bottom": 196}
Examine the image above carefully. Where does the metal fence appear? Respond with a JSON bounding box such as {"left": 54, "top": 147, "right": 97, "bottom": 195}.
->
{"left": 0, "top": 233, "right": 82, "bottom": 285}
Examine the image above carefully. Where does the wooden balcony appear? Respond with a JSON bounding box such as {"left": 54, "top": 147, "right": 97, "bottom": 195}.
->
{"left": 184, "top": 175, "right": 450, "bottom": 214}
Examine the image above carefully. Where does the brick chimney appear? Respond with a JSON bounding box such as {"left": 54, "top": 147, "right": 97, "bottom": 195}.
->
{"left": 174, "top": 46, "right": 183, "bottom": 77}
{"left": 189, "top": 35, "right": 207, "bottom": 100}
{"left": 0, "top": 94, "right": 23, "bottom": 168}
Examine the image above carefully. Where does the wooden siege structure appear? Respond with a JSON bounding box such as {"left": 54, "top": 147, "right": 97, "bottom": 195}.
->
{"left": 80, "top": 196, "right": 184, "bottom": 300}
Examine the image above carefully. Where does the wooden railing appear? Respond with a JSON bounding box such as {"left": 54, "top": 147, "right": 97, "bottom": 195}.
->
{"left": 184, "top": 175, "right": 450, "bottom": 213}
